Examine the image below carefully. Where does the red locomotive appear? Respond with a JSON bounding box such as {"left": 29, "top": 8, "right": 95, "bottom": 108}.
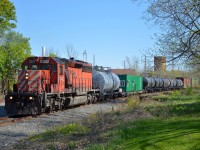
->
{"left": 5, "top": 56, "right": 95, "bottom": 116}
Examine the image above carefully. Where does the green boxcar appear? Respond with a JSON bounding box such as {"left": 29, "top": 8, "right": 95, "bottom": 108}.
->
{"left": 118, "top": 75, "right": 143, "bottom": 92}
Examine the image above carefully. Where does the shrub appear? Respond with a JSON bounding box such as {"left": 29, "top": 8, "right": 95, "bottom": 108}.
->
{"left": 170, "top": 90, "right": 181, "bottom": 97}
{"left": 183, "top": 87, "right": 194, "bottom": 96}
{"left": 127, "top": 95, "right": 140, "bottom": 111}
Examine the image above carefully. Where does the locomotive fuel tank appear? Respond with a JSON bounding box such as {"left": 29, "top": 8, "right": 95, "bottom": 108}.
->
{"left": 143, "top": 77, "right": 155, "bottom": 88}
{"left": 92, "top": 68, "right": 120, "bottom": 94}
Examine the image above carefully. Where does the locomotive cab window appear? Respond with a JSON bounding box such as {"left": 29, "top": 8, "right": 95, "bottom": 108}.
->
{"left": 60, "top": 65, "right": 63, "bottom": 75}
{"left": 51, "top": 64, "right": 57, "bottom": 71}
{"left": 31, "top": 65, "right": 38, "bottom": 70}
{"left": 40, "top": 64, "right": 49, "bottom": 70}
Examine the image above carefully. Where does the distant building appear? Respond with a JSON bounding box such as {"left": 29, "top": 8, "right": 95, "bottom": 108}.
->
{"left": 111, "top": 69, "right": 136, "bottom": 76}
{"left": 154, "top": 56, "right": 166, "bottom": 71}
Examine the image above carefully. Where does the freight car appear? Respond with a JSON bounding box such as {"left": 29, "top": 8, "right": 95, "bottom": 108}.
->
{"left": 118, "top": 75, "right": 143, "bottom": 95}
{"left": 92, "top": 66, "right": 120, "bottom": 99}
{"left": 118, "top": 75, "right": 184, "bottom": 94}
{"left": 176, "top": 77, "right": 191, "bottom": 88}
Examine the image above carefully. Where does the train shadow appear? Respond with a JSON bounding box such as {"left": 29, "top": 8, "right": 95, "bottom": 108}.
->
{"left": 0, "top": 106, "right": 7, "bottom": 117}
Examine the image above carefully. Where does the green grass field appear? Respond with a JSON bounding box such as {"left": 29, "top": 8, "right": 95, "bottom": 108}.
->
{"left": 87, "top": 117, "right": 200, "bottom": 150}
{"left": 86, "top": 89, "right": 200, "bottom": 150}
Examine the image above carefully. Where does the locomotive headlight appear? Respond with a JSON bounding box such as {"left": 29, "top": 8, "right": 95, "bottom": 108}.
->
{"left": 29, "top": 96, "right": 33, "bottom": 100}
{"left": 25, "top": 73, "right": 29, "bottom": 79}
{"left": 9, "top": 96, "right": 13, "bottom": 100}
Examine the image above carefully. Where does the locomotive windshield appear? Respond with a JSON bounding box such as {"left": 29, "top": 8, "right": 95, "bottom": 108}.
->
{"left": 31, "top": 65, "right": 38, "bottom": 70}
{"left": 40, "top": 64, "right": 49, "bottom": 70}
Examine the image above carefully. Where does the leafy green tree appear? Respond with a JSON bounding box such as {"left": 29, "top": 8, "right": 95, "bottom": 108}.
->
{"left": 0, "top": 31, "right": 31, "bottom": 90}
{"left": 0, "top": 0, "right": 16, "bottom": 36}
{"left": 0, "top": 0, "right": 31, "bottom": 91}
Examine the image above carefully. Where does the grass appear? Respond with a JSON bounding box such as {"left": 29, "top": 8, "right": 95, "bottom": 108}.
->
{"left": 28, "top": 123, "right": 89, "bottom": 142}
{"left": 86, "top": 117, "right": 200, "bottom": 150}
{"left": 13, "top": 88, "right": 200, "bottom": 150}
{"left": 85, "top": 89, "right": 200, "bottom": 150}
{"left": 118, "top": 117, "right": 200, "bottom": 150}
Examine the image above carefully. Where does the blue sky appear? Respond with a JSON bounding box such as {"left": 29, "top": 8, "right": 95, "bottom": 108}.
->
{"left": 11, "top": 0, "right": 156, "bottom": 69}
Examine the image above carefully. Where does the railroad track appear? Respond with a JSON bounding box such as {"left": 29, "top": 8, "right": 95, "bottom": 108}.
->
{"left": 0, "top": 91, "right": 170, "bottom": 127}
{"left": 0, "top": 116, "right": 32, "bottom": 127}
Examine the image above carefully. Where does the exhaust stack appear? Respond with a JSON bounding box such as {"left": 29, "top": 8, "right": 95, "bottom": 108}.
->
{"left": 42, "top": 47, "right": 46, "bottom": 56}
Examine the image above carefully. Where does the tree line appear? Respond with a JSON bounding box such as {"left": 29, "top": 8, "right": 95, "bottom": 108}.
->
{"left": 0, "top": 0, "right": 31, "bottom": 92}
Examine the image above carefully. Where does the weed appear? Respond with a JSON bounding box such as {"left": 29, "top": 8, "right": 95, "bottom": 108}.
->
{"left": 47, "top": 144, "right": 54, "bottom": 150}
{"left": 86, "top": 144, "right": 105, "bottom": 150}
{"left": 170, "top": 90, "right": 181, "bottom": 97}
{"left": 127, "top": 95, "right": 140, "bottom": 111}
{"left": 68, "top": 141, "right": 77, "bottom": 149}
{"left": 58, "top": 123, "right": 88, "bottom": 135}
{"left": 183, "top": 87, "right": 194, "bottom": 95}
{"left": 28, "top": 123, "right": 88, "bottom": 143}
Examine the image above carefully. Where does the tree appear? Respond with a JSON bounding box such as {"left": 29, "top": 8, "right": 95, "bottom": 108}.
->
{"left": 65, "top": 43, "right": 78, "bottom": 59}
{"left": 0, "top": 31, "right": 31, "bottom": 90}
{"left": 0, "top": 0, "right": 16, "bottom": 36}
{"left": 134, "top": 0, "right": 200, "bottom": 67}
{"left": 125, "top": 56, "right": 139, "bottom": 70}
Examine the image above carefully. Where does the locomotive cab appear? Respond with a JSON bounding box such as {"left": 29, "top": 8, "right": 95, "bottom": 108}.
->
{"left": 5, "top": 57, "right": 65, "bottom": 116}
{"left": 5, "top": 56, "right": 94, "bottom": 116}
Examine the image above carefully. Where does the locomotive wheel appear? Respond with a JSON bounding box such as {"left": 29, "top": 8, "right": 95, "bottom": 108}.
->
{"left": 92, "top": 95, "right": 97, "bottom": 103}
{"left": 50, "top": 98, "right": 56, "bottom": 111}
{"left": 45, "top": 106, "right": 51, "bottom": 113}
{"left": 87, "top": 94, "right": 92, "bottom": 104}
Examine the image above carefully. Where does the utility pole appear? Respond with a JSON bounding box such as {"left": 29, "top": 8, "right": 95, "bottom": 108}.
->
{"left": 172, "top": 52, "right": 174, "bottom": 70}
{"left": 83, "top": 50, "right": 87, "bottom": 62}
{"left": 144, "top": 55, "right": 147, "bottom": 72}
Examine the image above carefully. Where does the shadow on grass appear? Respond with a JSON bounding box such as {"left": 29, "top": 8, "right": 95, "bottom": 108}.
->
{"left": 119, "top": 118, "right": 200, "bottom": 150}
{"left": 146, "top": 102, "right": 200, "bottom": 117}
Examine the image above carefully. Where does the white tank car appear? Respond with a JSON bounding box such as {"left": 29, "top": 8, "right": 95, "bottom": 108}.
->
{"left": 92, "top": 67, "right": 120, "bottom": 95}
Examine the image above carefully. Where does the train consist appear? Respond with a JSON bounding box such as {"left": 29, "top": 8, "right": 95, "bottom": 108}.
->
{"left": 5, "top": 56, "right": 197, "bottom": 116}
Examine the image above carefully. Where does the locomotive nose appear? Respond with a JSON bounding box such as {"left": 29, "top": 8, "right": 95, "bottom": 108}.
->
{"left": 16, "top": 102, "right": 24, "bottom": 109}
